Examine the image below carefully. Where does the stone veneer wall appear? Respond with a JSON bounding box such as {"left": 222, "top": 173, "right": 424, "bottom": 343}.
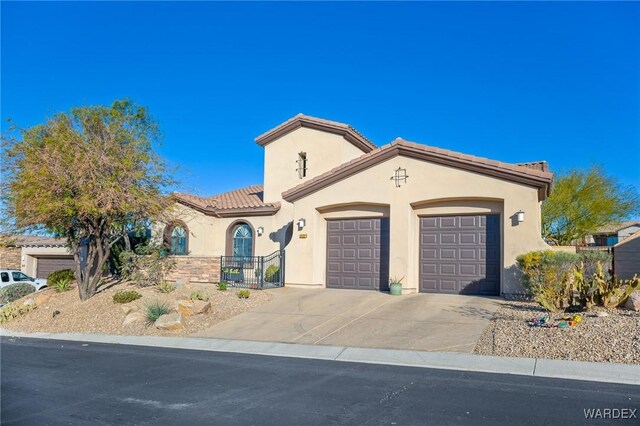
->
{"left": 167, "top": 256, "right": 220, "bottom": 284}
{"left": 0, "top": 247, "right": 21, "bottom": 270}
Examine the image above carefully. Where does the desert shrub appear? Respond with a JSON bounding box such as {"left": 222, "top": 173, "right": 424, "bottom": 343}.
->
{"left": 217, "top": 282, "right": 228, "bottom": 291}
{"left": 156, "top": 281, "right": 176, "bottom": 294}
{"left": 0, "top": 283, "right": 36, "bottom": 305}
{"left": 517, "top": 250, "right": 579, "bottom": 312}
{"left": 112, "top": 290, "right": 142, "bottom": 304}
{"left": 51, "top": 277, "right": 72, "bottom": 293}
{"left": 593, "top": 265, "right": 640, "bottom": 308}
{"left": 144, "top": 300, "right": 170, "bottom": 325}
{"left": 190, "top": 289, "right": 208, "bottom": 301}
{"left": 47, "top": 269, "right": 75, "bottom": 283}
{"left": 237, "top": 289, "right": 250, "bottom": 299}
{"left": 577, "top": 250, "right": 612, "bottom": 278}
{"left": 0, "top": 302, "right": 36, "bottom": 324}
{"left": 119, "top": 244, "right": 176, "bottom": 288}
{"left": 520, "top": 250, "right": 638, "bottom": 311}
{"left": 264, "top": 265, "right": 280, "bottom": 283}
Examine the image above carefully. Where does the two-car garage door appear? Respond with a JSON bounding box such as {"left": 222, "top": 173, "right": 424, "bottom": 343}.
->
{"left": 326, "top": 214, "right": 500, "bottom": 295}
{"left": 35, "top": 256, "right": 75, "bottom": 279}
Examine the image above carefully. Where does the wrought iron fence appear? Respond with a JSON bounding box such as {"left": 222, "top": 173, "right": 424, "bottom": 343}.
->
{"left": 220, "top": 250, "right": 284, "bottom": 289}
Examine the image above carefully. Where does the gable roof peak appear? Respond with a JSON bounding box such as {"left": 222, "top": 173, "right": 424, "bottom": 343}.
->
{"left": 282, "top": 138, "right": 554, "bottom": 203}
{"left": 255, "top": 114, "right": 377, "bottom": 153}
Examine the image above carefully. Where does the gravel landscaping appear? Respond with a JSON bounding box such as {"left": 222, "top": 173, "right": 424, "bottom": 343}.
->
{"left": 1, "top": 282, "right": 271, "bottom": 336}
{"left": 474, "top": 301, "right": 640, "bottom": 365}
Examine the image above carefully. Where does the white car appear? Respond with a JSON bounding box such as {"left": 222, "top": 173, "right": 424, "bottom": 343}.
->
{"left": 0, "top": 270, "right": 48, "bottom": 291}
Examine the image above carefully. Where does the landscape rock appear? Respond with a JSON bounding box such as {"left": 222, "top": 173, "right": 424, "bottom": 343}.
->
{"left": 595, "top": 311, "right": 609, "bottom": 317}
{"left": 155, "top": 312, "right": 183, "bottom": 330}
{"left": 23, "top": 298, "right": 36, "bottom": 307}
{"left": 625, "top": 291, "right": 640, "bottom": 312}
{"left": 192, "top": 300, "right": 211, "bottom": 315}
{"left": 35, "top": 292, "right": 52, "bottom": 306}
{"left": 122, "top": 311, "right": 146, "bottom": 326}
{"left": 176, "top": 300, "right": 195, "bottom": 317}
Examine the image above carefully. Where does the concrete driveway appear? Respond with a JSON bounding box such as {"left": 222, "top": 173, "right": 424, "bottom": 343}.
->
{"left": 197, "top": 288, "right": 500, "bottom": 353}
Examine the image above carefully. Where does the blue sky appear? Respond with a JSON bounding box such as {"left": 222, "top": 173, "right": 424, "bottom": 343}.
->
{"left": 2, "top": 1, "right": 639, "bottom": 197}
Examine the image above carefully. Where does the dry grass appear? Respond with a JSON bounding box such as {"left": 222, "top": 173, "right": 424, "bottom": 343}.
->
{"left": 2, "top": 281, "right": 271, "bottom": 336}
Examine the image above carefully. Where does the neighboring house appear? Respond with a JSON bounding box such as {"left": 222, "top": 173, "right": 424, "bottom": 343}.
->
{"left": 0, "top": 236, "right": 73, "bottom": 279}
{"left": 161, "top": 114, "right": 554, "bottom": 297}
{"left": 589, "top": 221, "right": 640, "bottom": 247}
{"left": 613, "top": 230, "right": 640, "bottom": 280}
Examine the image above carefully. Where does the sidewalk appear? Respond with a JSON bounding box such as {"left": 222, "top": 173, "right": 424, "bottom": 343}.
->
{"left": 2, "top": 330, "right": 638, "bottom": 385}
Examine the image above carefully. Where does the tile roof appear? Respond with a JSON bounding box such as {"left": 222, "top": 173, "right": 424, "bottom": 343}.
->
{"left": 173, "top": 185, "right": 280, "bottom": 217}
{"left": 593, "top": 221, "right": 640, "bottom": 234}
{"left": 255, "top": 114, "right": 377, "bottom": 153}
{"left": 282, "top": 138, "right": 554, "bottom": 202}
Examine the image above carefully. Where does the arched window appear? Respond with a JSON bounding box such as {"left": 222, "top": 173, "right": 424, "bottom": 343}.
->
{"left": 165, "top": 223, "right": 188, "bottom": 255}
{"left": 232, "top": 224, "right": 253, "bottom": 258}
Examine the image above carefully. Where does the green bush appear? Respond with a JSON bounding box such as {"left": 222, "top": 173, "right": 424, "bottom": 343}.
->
{"left": 156, "top": 281, "right": 176, "bottom": 294}
{"left": 0, "top": 302, "right": 36, "bottom": 324}
{"left": 217, "top": 282, "right": 228, "bottom": 291}
{"left": 112, "top": 290, "right": 142, "bottom": 304}
{"left": 190, "top": 289, "right": 208, "bottom": 301}
{"left": 264, "top": 265, "right": 280, "bottom": 283}
{"left": 51, "top": 277, "right": 72, "bottom": 293}
{"left": 516, "top": 250, "right": 577, "bottom": 311}
{"left": 237, "top": 290, "right": 250, "bottom": 299}
{"left": 47, "top": 269, "right": 75, "bottom": 284}
{"left": 0, "top": 283, "right": 36, "bottom": 305}
{"left": 144, "top": 300, "right": 170, "bottom": 325}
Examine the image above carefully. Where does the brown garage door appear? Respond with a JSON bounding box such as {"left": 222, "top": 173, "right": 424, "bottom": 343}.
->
{"left": 36, "top": 257, "right": 75, "bottom": 279}
{"left": 326, "top": 218, "right": 389, "bottom": 290}
{"left": 420, "top": 214, "right": 500, "bottom": 295}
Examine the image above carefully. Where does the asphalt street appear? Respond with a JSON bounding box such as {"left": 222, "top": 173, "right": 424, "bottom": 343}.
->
{"left": 1, "top": 337, "right": 638, "bottom": 425}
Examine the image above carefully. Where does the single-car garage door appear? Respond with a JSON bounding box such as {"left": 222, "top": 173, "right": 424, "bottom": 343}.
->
{"left": 36, "top": 256, "right": 75, "bottom": 279}
{"left": 420, "top": 214, "right": 500, "bottom": 295}
{"left": 326, "top": 218, "right": 389, "bottom": 290}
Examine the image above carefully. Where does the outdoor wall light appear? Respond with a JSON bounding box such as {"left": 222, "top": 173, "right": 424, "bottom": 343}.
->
{"left": 297, "top": 218, "right": 306, "bottom": 229}
{"left": 516, "top": 210, "right": 525, "bottom": 223}
{"left": 257, "top": 226, "right": 264, "bottom": 236}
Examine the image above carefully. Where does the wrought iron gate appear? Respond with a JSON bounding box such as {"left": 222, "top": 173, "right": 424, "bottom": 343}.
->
{"left": 220, "top": 250, "right": 285, "bottom": 289}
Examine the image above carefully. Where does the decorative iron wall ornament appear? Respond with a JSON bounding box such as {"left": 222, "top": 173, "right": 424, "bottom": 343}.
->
{"left": 391, "top": 167, "right": 409, "bottom": 187}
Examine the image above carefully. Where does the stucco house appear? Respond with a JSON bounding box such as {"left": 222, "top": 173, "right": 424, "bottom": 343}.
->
{"left": 160, "top": 114, "right": 553, "bottom": 297}
{"left": 588, "top": 221, "right": 640, "bottom": 247}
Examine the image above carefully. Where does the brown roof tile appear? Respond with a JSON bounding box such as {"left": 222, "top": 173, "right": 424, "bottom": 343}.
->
{"left": 255, "top": 114, "right": 377, "bottom": 153}
{"left": 173, "top": 185, "right": 280, "bottom": 217}
{"left": 282, "top": 138, "right": 554, "bottom": 202}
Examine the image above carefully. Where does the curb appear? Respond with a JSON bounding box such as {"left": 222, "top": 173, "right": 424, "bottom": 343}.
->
{"left": 2, "top": 330, "right": 639, "bottom": 385}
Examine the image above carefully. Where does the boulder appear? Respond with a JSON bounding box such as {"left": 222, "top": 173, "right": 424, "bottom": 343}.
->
{"left": 122, "top": 311, "right": 146, "bottom": 326}
{"left": 625, "top": 291, "right": 640, "bottom": 312}
{"left": 192, "top": 300, "right": 211, "bottom": 315}
{"left": 35, "top": 292, "right": 52, "bottom": 306}
{"left": 176, "top": 300, "right": 195, "bottom": 317}
{"left": 23, "top": 298, "right": 36, "bottom": 307}
{"left": 155, "top": 313, "right": 183, "bottom": 330}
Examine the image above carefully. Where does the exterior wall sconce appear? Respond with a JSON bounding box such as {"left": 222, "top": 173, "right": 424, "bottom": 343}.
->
{"left": 516, "top": 211, "right": 525, "bottom": 223}
{"left": 257, "top": 226, "right": 264, "bottom": 236}
{"left": 297, "top": 218, "right": 306, "bottom": 229}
